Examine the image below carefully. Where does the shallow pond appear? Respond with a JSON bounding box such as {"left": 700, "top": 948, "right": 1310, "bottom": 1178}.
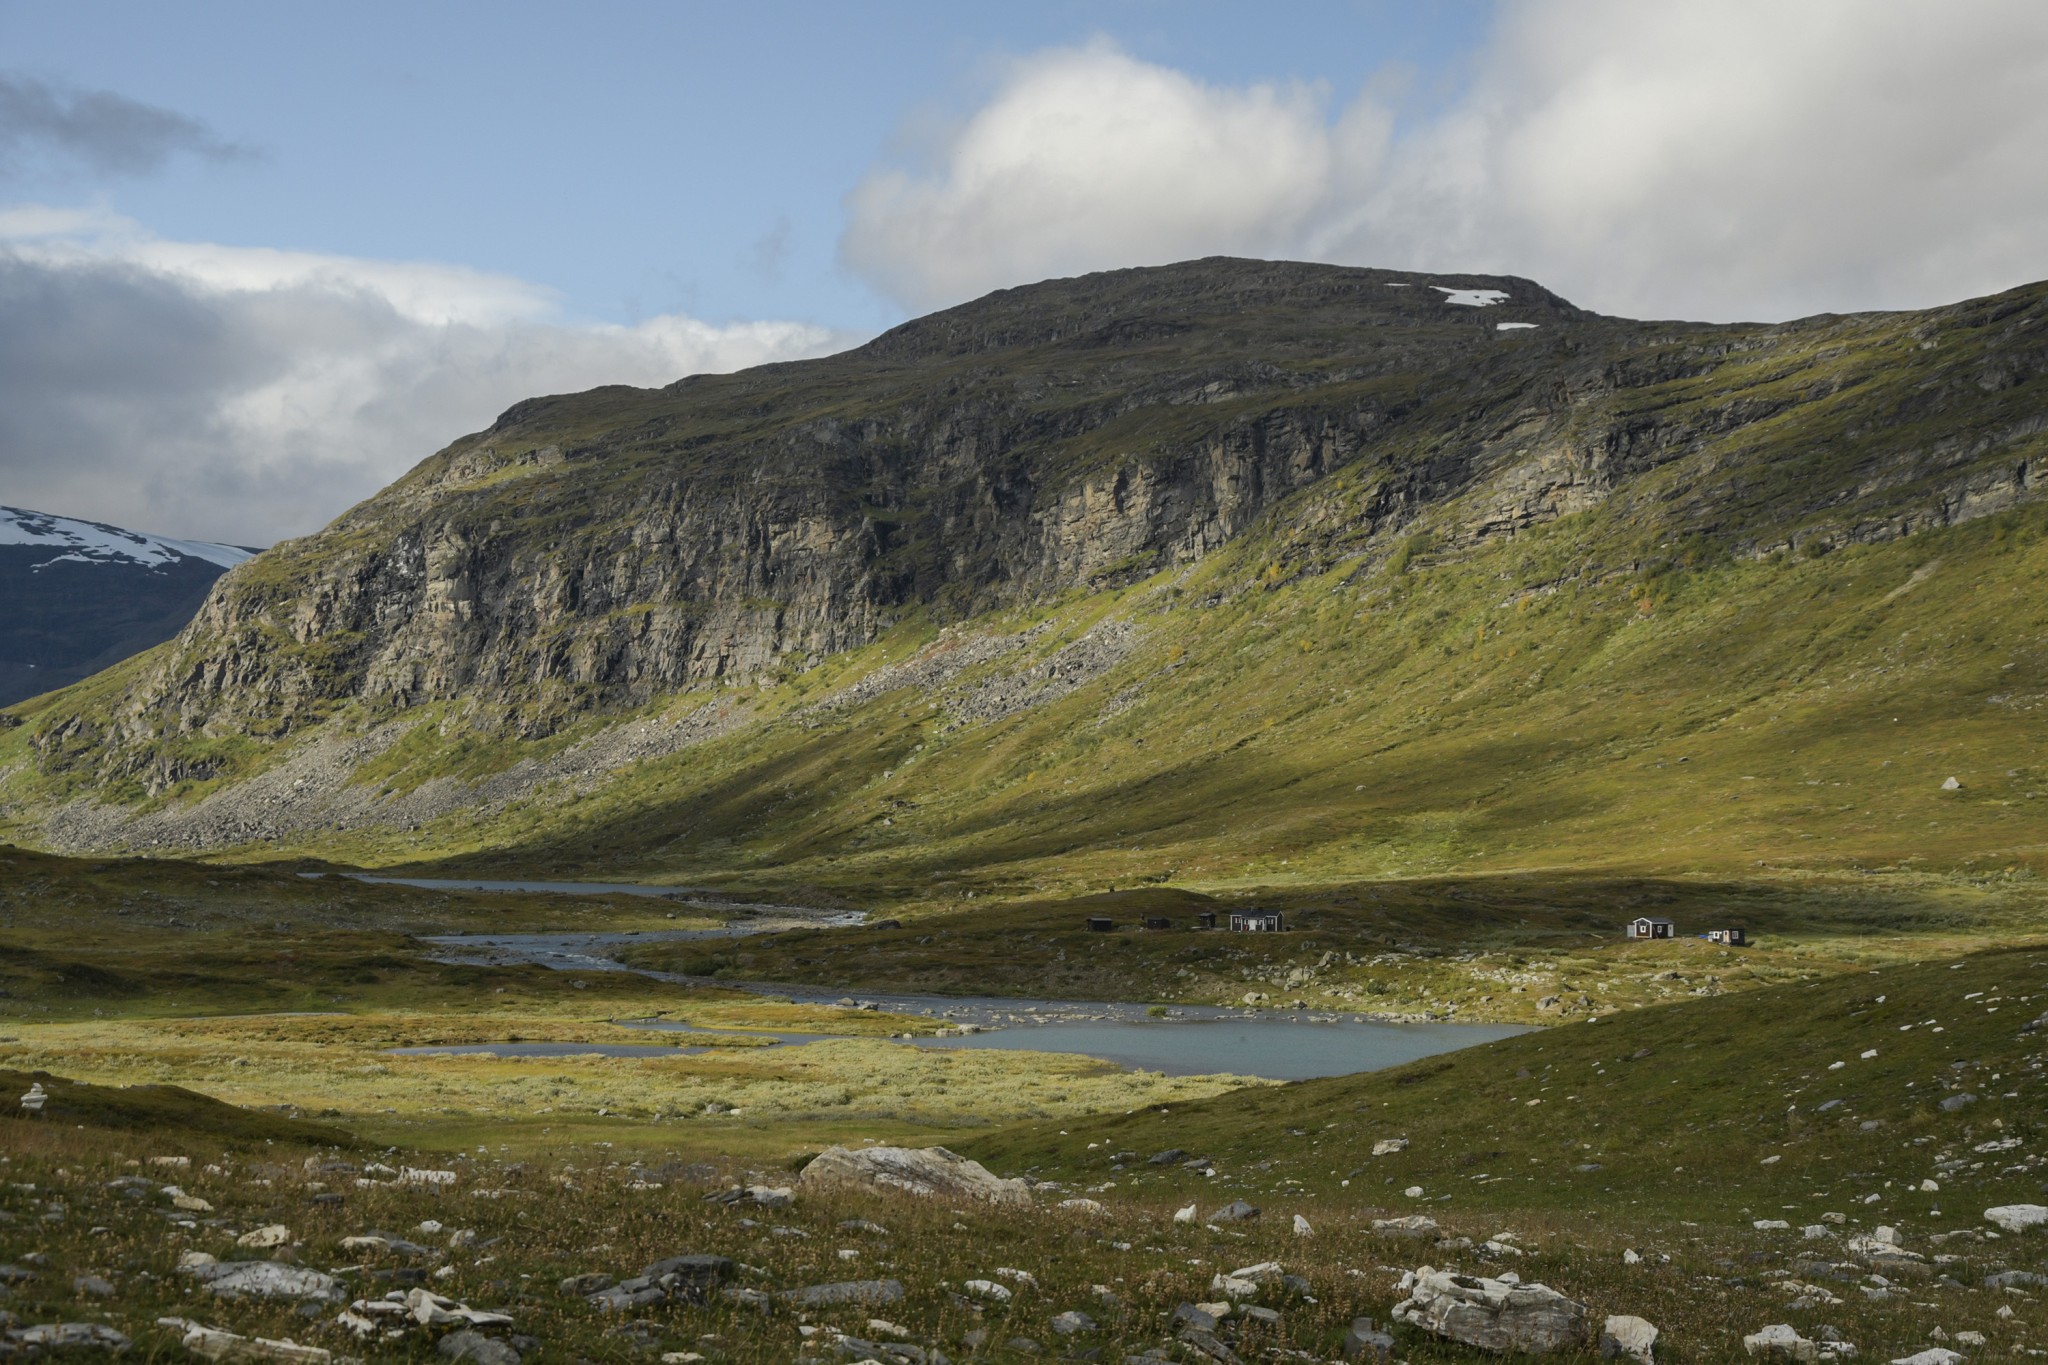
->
{"left": 423, "top": 915, "right": 1530, "bottom": 1082}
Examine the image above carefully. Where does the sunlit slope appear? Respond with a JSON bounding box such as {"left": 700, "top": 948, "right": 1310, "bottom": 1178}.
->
{"left": 1, "top": 260, "right": 2045, "bottom": 890}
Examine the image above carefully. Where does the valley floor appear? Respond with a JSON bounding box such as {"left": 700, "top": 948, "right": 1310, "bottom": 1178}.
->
{"left": 1, "top": 849, "right": 2044, "bottom": 1361}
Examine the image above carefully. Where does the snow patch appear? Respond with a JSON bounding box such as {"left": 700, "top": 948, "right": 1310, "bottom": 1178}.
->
{"left": 1496, "top": 322, "right": 1539, "bottom": 331}
{"left": 1432, "top": 286, "right": 1510, "bottom": 307}
{"left": 0, "top": 505, "right": 255, "bottom": 572}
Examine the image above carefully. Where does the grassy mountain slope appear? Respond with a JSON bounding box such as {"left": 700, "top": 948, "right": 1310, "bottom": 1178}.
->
{"left": 1, "top": 260, "right": 2046, "bottom": 901}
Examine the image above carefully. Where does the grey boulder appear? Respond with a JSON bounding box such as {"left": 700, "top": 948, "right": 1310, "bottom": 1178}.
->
{"left": 799, "top": 1146, "right": 1030, "bottom": 1206}
{"left": 1392, "top": 1265, "right": 1589, "bottom": 1355}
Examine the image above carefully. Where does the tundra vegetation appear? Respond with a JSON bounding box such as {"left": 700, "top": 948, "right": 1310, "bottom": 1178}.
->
{"left": 2, "top": 261, "right": 2047, "bottom": 1359}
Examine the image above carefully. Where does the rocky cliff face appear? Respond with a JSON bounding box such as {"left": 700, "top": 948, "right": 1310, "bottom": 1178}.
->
{"left": 15, "top": 258, "right": 2048, "bottom": 801}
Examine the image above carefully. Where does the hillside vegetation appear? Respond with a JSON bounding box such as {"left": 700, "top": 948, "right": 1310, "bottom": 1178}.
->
{"left": 0, "top": 259, "right": 2044, "bottom": 903}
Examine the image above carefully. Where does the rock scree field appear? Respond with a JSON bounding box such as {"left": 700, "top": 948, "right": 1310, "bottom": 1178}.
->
{"left": 2, "top": 258, "right": 2047, "bottom": 1362}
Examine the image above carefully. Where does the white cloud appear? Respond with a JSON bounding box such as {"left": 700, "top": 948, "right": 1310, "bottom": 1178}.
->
{"left": 843, "top": 42, "right": 1383, "bottom": 313}
{"left": 0, "top": 210, "right": 854, "bottom": 545}
{"left": 841, "top": 2, "right": 2048, "bottom": 322}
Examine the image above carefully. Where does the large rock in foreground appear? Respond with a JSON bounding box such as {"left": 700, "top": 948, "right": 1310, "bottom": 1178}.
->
{"left": 1392, "top": 1266, "right": 1589, "bottom": 1354}
{"left": 799, "top": 1145, "right": 1031, "bottom": 1206}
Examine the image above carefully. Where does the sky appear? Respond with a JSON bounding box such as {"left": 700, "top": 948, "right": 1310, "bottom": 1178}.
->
{"left": 3, "top": 0, "right": 2047, "bottom": 546}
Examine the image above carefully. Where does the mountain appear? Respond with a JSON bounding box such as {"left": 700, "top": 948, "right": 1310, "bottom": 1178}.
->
{"left": 0, "top": 506, "right": 254, "bottom": 708}
{"left": 1, "top": 257, "right": 2045, "bottom": 890}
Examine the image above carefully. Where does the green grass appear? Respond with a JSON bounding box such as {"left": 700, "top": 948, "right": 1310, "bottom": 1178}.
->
{"left": 958, "top": 944, "right": 2048, "bottom": 1222}
{"left": 1, "top": 948, "right": 2043, "bottom": 1363}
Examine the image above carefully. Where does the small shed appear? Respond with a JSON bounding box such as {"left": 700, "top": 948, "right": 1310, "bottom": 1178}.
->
{"left": 1626, "top": 917, "right": 1675, "bottom": 940}
{"left": 1194, "top": 911, "right": 1218, "bottom": 930}
{"left": 1229, "top": 910, "right": 1285, "bottom": 932}
{"left": 1086, "top": 916, "right": 1115, "bottom": 933}
{"left": 1705, "top": 927, "right": 1749, "bottom": 947}
{"left": 1144, "top": 916, "right": 1173, "bottom": 931}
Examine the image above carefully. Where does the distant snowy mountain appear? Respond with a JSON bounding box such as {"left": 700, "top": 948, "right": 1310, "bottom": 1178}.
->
{"left": 0, "top": 505, "right": 258, "bottom": 707}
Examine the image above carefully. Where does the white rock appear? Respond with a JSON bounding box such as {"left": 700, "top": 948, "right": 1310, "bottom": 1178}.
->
{"left": 1918, "top": 1179, "right": 1939, "bottom": 1192}
{"left": 1623, "top": 1249, "right": 1643, "bottom": 1265}
{"left": 236, "top": 1225, "right": 292, "bottom": 1249}
{"left": 1372, "top": 1138, "right": 1409, "bottom": 1156}
{"left": 994, "top": 1267, "right": 1037, "bottom": 1287}
{"left": 1058, "top": 1198, "right": 1105, "bottom": 1215}
{"left": 1940, "top": 777, "right": 1961, "bottom": 790}
{"left": 187, "top": 1260, "right": 344, "bottom": 1303}
{"left": 1371, "top": 1215, "right": 1440, "bottom": 1239}
{"left": 1984, "top": 1204, "right": 2048, "bottom": 1233}
{"left": 1293, "top": 1214, "right": 1313, "bottom": 1237}
{"left": 1753, "top": 1220, "right": 1791, "bottom": 1231}
{"left": 1173, "top": 1204, "right": 1198, "bottom": 1224}
{"left": 1601, "top": 1314, "right": 1659, "bottom": 1364}
{"left": 170, "top": 1319, "right": 333, "bottom": 1362}
{"left": 1403, "top": 1185, "right": 1425, "bottom": 1198}
{"left": 1873, "top": 1225, "right": 1900, "bottom": 1245}
{"left": 963, "top": 1279, "right": 1012, "bottom": 1303}
{"left": 1890, "top": 1350, "right": 1963, "bottom": 1365}
{"left": 1743, "top": 1323, "right": 1816, "bottom": 1360}
{"left": 398, "top": 1168, "right": 458, "bottom": 1187}
{"left": 800, "top": 1145, "right": 1030, "bottom": 1206}
{"left": 417, "top": 1220, "right": 445, "bottom": 1234}
{"left": 1210, "top": 1274, "right": 1261, "bottom": 1300}
{"left": 1392, "top": 1264, "right": 1588, "bottom": 1354}
{"left": 1802, "top": 1226, "right": 1833, "bottom": 1240}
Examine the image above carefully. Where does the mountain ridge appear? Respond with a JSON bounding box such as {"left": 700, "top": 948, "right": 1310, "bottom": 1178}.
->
{"left": 3, "top": 257, "right": 2046, "bottom": 888}
{"left": 0, "top": 504, "right": 256, "bottom": 708}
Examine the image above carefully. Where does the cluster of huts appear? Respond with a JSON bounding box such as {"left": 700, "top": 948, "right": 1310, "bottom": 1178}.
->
{"left": 1626, "top": 916, "right": 1748, "bottom": 946}
{"left": 1086, "top": 910, "right": 1285, "bottom": 933}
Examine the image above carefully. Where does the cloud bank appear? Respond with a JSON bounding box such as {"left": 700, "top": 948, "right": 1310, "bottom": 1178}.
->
{"left": 0, "top": 210, "right": 852, "bottom": 545}
{"left": 842, "top": 1, "right": 2048, "bottom": 322}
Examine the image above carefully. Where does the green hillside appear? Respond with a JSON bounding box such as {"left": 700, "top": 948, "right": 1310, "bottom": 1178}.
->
{"left": 1, "top": 260, "right": 2046, "bottom": 909}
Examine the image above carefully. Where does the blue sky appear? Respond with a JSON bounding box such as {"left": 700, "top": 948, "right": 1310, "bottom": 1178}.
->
{"left": 3, "top": 1, "right": 2046, "bottom": 543}
{"left": 0, "top": 1, "right": 1491, "bottom": 333}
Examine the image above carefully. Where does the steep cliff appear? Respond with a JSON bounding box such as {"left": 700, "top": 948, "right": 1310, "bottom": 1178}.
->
{"left": 4, "top": 258, "right": 2046, "bottom": 882}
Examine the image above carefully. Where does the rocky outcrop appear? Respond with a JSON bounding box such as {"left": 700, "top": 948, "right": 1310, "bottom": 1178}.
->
{"left": 1391, "top": 1265, "right": 1589, "bottom": 1354}
{"left": 15, "top": 258, "right": 2048, "bottom": 820}
{"left": 798, "top": 1145, "right": 1031, "bottom": 1206}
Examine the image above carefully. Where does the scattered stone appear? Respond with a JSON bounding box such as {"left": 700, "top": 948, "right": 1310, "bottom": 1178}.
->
{"left": 1371, "top": 1139, "right": 1408, "bottom": 1156}
{"left": 1888, "top": 1351, "right": 1962, "bottom": 1365}
{"left": 1370, "top": 1215, "right": 1439, "bottom": 1240}
{"left": 1600, "top": 1315, "right": 1658, "bottom": 1364}
{"left": 799, "top": 1146, "right": 1030, "bottom": 1206}
{"left": 162, "top": 1317, "right": 333, "bottom": 1362}
{"left": 1984, "top": 1270, "right": 2048, "bottom": 1289}
{"left": 781, "top": 1280, "right": 907, "bottom": 1308}
{"left": 560, "top": 1273, "right": 614, "bottom": 1296}
{"left": 1937, "top": 1094, "right": 1976, "bottom": 1112}
{"left": 1172, "top": 1205, "right": 1198, "bottom": 1225}
{"left": 71, "top": 1275, "right": 114, "bottom": 1298}
{"left": 1049, "top": 1312, "right": 1096, "bottom": 1336}
{"left": 1059, "top": 1199, "right": 1105, "bottom": 1215}
{"left": 439, "top": 1329, "right": 521, "bottom": 1364}
{"left": 1171, "top": 1305, "right": 1218, "bottom": 1333}
{"left": 1147, "top": 1150, "right": 1189, "bottom": 1167}
{"left": 1342, "top": 1318, "right": 1395, "bottom": 1362}
{"left": 1984, "top": 1204, "right": 2048, "bottom": 1233}
{"left": 7, "top": 1322, "right": 131, "bottom": 1352}
{"left": 963, "top": 1279, "right": 1012, "bottom": 1303}
{"left": 1291, "top": 1214, "right": 1312, "bottom": 1237}
{"left": 1392, "top": 1265, "right": 1589, "bottom": 1354}
{"left": 1744, "top": 1325, "right": 1814, "bottom": 1360}
{"left": 186, "top": 1260, "right": 345, "bottom": 1302}
{"left": 237, "top": 1225, "right": 292, "bottom": 1249}
{"left": 1207, "top": 1200, "right": 1258, "bottom": 1224}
